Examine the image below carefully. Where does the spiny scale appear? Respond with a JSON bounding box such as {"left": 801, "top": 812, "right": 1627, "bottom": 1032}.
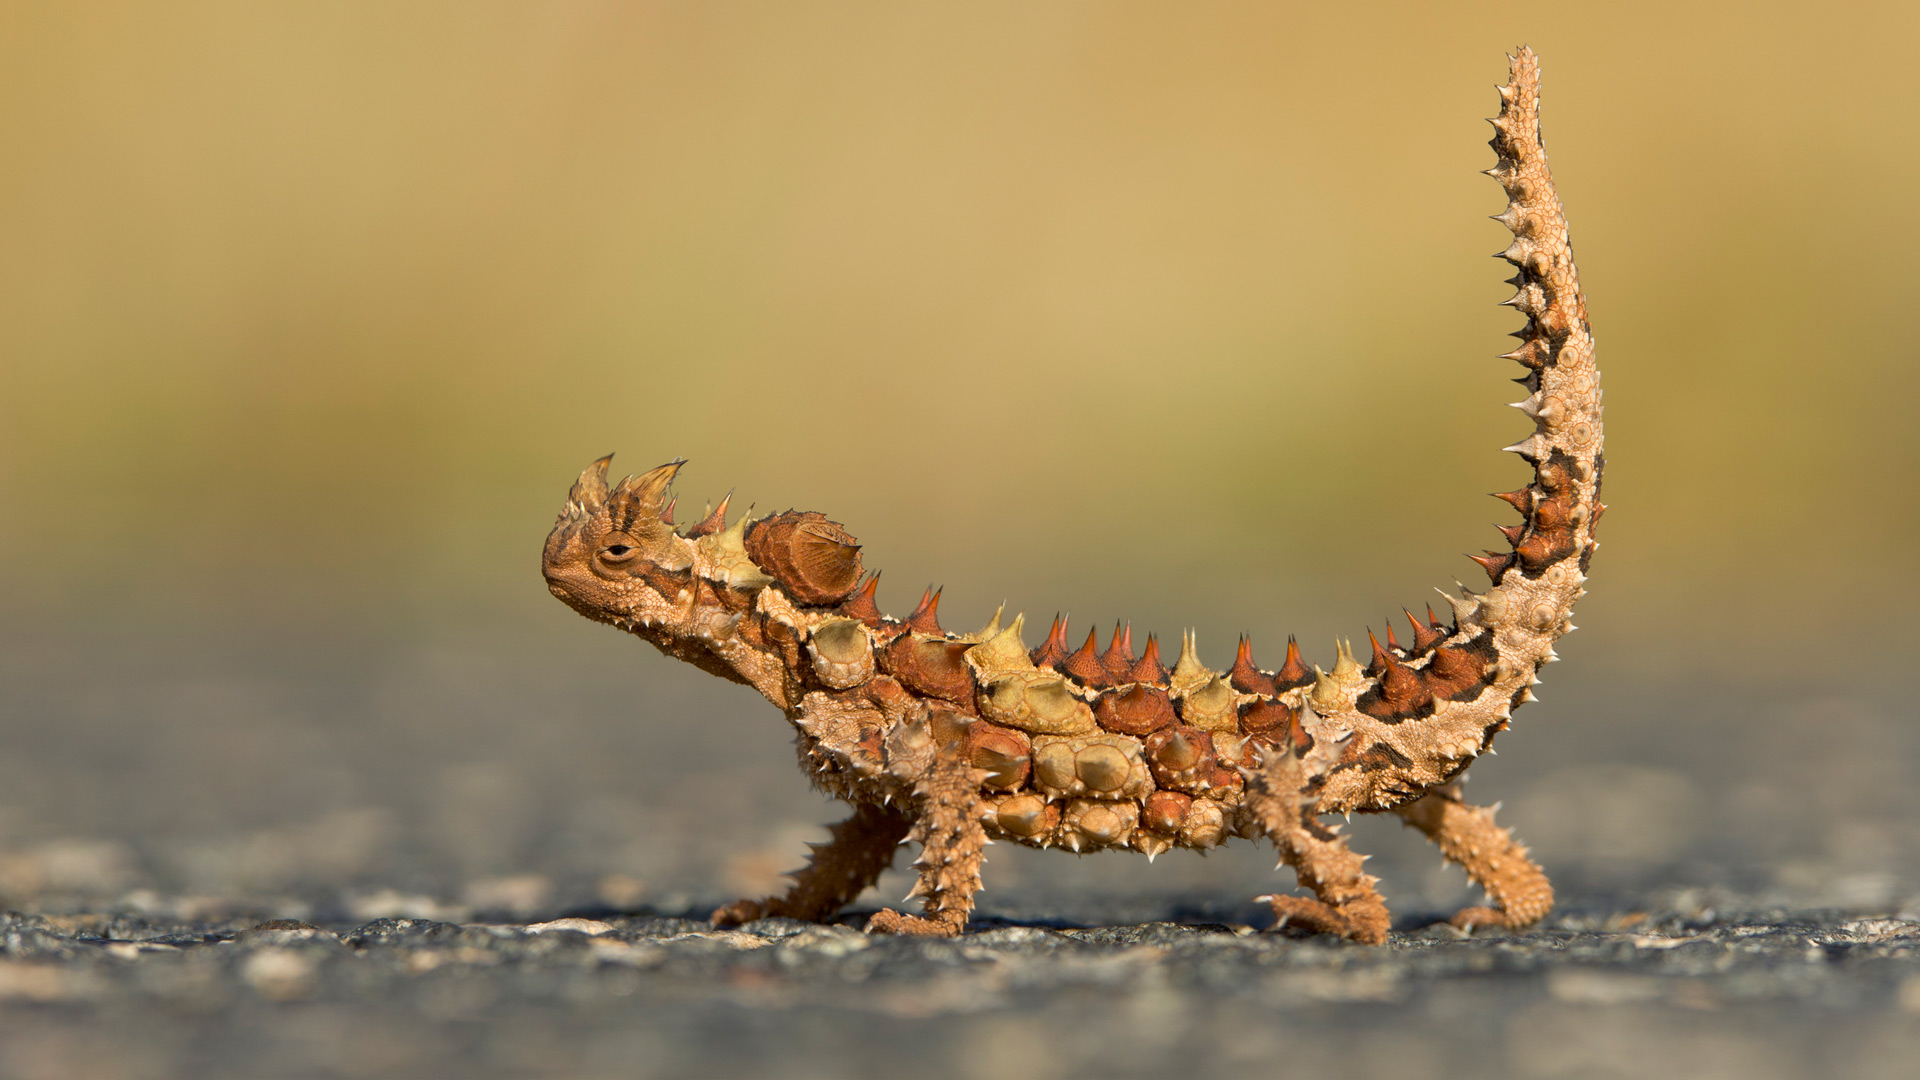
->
{"left": 539, "top": 48, "right": 1598, "bottom": 945}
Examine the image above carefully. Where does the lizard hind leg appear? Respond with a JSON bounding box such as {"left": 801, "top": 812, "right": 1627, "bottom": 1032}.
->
{"left": 710, "top": 801, "right": 913, "bottom": 927}
{"left": 1394, "top": 784, "right": 1553, "bottom": 932}
{"left": 1244, "top": 748, "right": 1391, "bottom": 945}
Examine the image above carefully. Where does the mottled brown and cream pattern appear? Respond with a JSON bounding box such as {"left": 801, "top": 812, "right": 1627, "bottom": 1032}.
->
{"left": 541, "top": 48, "right": 1602, "bottom": 944}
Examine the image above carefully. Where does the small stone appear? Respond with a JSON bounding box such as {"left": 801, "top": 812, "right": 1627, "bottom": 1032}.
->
{"left": 526, "top": 918, "right": 615, "bottom": 936}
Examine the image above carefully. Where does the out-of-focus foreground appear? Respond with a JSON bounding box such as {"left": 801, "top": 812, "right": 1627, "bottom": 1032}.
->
{"left": 2, "top": 4, "right": 1918, "bottom": 1078}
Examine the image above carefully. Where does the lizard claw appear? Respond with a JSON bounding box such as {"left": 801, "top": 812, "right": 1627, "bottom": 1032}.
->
{"left": 1258, "top": 894, "right": 1389, "bottom": 945}
{"left": 1446, "top": 905, "right": 1513, "bottom": 932}
{"left": 709, "top": 899, "right": 767, "bottom": 927}
{"left": 864, "top": 907, "right": 961, "bottom": 938}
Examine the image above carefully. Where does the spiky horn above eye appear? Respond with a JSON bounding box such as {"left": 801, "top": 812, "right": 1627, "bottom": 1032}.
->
{"left": 608, "top": 460, "right": 685, "bottom": 532}
{"left": 566, "top": 454, "right": 615, "bottom": 518}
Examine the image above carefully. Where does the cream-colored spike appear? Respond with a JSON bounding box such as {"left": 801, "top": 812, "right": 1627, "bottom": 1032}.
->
{"left": 964, "top": 613, "right": 1032, "bottom": 681}
{"left": 695, "top": 513, "right": 774, "bottom": 591}
{"left": 959, "top": 603, "right": 1006, "bottom": 644}
{"left": 1309, "top": 665, "right": 1339, "bottom": 711}
{"left": 1169, "top": 629, "right": 1211, "bottom": 694}
{"left": 1330, "top": 639, "right": 1360, "bottom": 681}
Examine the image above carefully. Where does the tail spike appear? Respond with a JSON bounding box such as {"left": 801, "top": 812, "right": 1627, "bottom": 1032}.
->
{"left": 1468, "top": 551, "right": 1513, "bottom": 583}
{"left": 1407, "top": 609, "right": 1446, "bottom": 653}
{"left": 1437, "top": 585, "right": 1475, "bottom": 629}
{"left": 1331, "top": 638, "right": 1360, "bottom": 680}
{"left": 1365, "top": 630, "right": 1391, "bottom": 676}
{"left": 1310, "top": 665, "right": 1339, "bottom": 709}
{"left": 1491, "top": 488, "right": 1532, "bottom": 516}
{"left": 1275, "top": 635, "right": 1313, "bottom": 689}
{"left": 1230, "top": 635, "right": 1276, "bottom": 695}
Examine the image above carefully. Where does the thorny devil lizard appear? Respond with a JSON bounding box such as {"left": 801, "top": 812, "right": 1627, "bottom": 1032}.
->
{"left": 541, "top": 49, "right": 1602, "bottom": 944}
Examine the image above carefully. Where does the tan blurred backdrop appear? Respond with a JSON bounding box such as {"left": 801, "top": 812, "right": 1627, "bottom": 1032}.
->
{"left": 2, "top": 3, "right": 1917, "bottom": 914}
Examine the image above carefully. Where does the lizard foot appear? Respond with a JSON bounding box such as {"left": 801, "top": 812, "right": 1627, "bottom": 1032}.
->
{"left": 1446, "top": 905, "right": 1535, "bottom": 933}
{"left": 864, "top": 908, "right": 961, "bottom": 937}
{"left": 709, "top": 899, "right": 767, "bottom": 927}
{"left": 1257, "top": 894, "right": 1389, "bottom": 945}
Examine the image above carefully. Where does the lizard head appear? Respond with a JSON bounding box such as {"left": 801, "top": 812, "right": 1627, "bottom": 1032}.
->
{"left": 542, "top": 455, "right": 695, "bottom": 627}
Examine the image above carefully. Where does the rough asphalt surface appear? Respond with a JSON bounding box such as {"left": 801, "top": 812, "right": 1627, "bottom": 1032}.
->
{"left": 6, "top": 626, "right": 1918, "bottom": 1078}
{"left": 5, "top": 894, "right": 1920, "bottom": 1080}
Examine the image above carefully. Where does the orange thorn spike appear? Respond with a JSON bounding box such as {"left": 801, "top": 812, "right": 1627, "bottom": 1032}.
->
{"left": 685, "top": 491, "right": 734, "bottom": 538}
{"left": 1102, "top": 622, "right": 1135, "bottom": 671}
{"left": 1032, "top": 614, "right": 1071, "bottom": 668}
{"left": 841, "top": 572, "right": 884, "bottom": 624}
{"left": 906, "top": 586, "right": 945, "bottom": 634}
{"left": 1408, "top": 609, "right": 1445, "bottom": 653}
{"left": 1061, "top": 627, "right": 1109, "bottom": 687}
{"left": 1128, "top": 634, "right": 1167, "bottom": 684}
{"left": 1467, "top": 552, "right": 1512, "bottom": 583}
{"left": 1275, "top": 635, "right": 1312, "bottom": 689}
{"left": 1491, "top": 488, "right": 1531, "bottom": 515}
{"left": 1230, "top": 635, "right": 1276, "bottom": 695}
{"left": 1366, "top": 629, "right": 1391, "bottom": 675}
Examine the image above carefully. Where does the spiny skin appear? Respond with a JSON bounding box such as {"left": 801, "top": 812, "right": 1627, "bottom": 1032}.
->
{"left": 541, "top": 48, "right": 1601, "bottom": 944}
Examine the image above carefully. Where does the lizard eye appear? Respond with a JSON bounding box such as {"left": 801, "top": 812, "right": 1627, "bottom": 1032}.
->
{"left": 597, "top": 538, "right": 640, "bottom": 563}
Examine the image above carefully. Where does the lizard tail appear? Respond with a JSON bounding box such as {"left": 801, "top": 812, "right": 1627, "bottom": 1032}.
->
{"left": 1464, "top": 45, "right": 1604, "bottom": 689}
{"left": 1309, "top": 47, "right": 1603, "bottom": 812}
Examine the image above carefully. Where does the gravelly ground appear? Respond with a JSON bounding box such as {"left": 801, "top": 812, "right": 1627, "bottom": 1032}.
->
{"left": 6, "top": 894, "right": 1920, "bottom": 1080}
{"left": 5, "top": 624, "right": 1918, "bottom": 1078}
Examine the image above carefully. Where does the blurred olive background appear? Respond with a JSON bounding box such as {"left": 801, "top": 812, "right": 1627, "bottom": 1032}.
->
{"left": 2, "top": 2, "right": 1917, "bottom": 921}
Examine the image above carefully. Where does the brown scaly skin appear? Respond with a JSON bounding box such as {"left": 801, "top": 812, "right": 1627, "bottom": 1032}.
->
{"left": 541, "top": 48, "right": 1601, "bottom": 945}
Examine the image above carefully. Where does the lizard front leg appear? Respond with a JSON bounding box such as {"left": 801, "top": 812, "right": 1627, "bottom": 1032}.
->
{"left": 864, "top": 736, "right": 987, "bottom": 938}
{"left": 1394, "top": 783, "right": 1552, "bottom": 931}
{"left": 1244, "top": 746, "right": 1390, "bottom": 945}
{"left": 711, "top": 801, "right": 913, "bottom": 926}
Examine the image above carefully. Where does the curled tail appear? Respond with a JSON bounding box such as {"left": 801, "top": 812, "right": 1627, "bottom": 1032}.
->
{"left": 1483, "top": 45, "right": 1605, "bottom": 589}
{"left": 1310, "top": 47, "right": 1603, "bottom": 813}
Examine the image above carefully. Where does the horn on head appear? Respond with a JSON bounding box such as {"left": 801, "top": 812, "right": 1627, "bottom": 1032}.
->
{"left": 609, "top": 459, "right": 686, "bottom": 533}
{"left": 566, "top": 454, "right": 615, "bottom": 517}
